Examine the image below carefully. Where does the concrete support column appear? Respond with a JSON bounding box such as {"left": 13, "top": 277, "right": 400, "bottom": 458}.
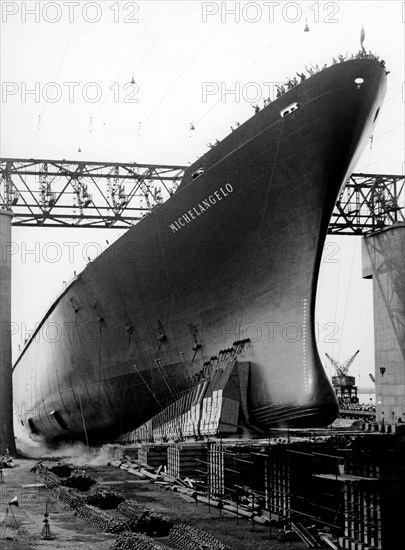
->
{"left": 362, "top": 223, "right": 405, "bottom": 424}
{"left": 0, "top": 208, "right": 16, "bottom": 455}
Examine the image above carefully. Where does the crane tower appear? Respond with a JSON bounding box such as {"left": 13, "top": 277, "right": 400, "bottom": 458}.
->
{"left": 325, "top": 350, "right": 360, "bottom": 405}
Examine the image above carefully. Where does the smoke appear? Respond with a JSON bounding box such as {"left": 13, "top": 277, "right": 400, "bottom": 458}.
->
{"left": 56, "top": 442, "right": 113, "bottom": 467}
{"left": 14, "top": 420, "right": 50, "bottom": 458}
{"left": 15, "top": 424, "right": 113, "bottom": 466}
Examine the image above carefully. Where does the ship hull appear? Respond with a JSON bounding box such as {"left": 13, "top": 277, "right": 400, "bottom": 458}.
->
{"left": 13, "top": 59, "right": 387, "bottom": 442}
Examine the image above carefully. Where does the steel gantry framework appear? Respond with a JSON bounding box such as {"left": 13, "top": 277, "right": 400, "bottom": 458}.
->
{"left": 0, "top": 158, "right": 185, "bottom": 228}
{"left": 329, "top": 172, "right": 405, "bottom": 235}
{"left": 0, "top": 159, "right": 404, "bottom": 233}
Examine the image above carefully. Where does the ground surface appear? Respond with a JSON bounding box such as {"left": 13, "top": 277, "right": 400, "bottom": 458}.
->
{"left": 0, "top": 458, "right": 308, "bottom": 549}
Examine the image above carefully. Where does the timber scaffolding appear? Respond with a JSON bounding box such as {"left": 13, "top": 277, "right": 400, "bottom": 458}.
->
{"left": 110, "top": 431, "right": 405, "bottom": 550}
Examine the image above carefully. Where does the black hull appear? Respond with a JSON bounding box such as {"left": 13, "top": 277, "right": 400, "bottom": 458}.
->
{"left": 13, "top": 59, "right": 387, "bottom": 442}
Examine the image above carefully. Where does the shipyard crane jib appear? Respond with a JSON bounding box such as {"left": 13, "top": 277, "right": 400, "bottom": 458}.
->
{"left": 325, "top": 350, "right": 360, "bottom": 377}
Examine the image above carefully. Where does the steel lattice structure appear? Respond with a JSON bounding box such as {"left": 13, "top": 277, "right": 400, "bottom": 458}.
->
{"left": 329, "top": 172, "right": 405, "bottom": 235}
{"left": 0, "top": 159, "right": 404, "bottom": 233}
{"left": 0, "top": 158, "right": 185, "bottom": 228}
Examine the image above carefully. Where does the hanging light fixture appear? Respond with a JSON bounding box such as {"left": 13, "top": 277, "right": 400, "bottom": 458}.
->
{"left": 380, "top": 366, "right": 386, "bottom": 377}
{"left": 304, "top": 18, "right": 309, "bottom": 32}
{"left": 130, "top": 73, "right": 136, "bottom": 85}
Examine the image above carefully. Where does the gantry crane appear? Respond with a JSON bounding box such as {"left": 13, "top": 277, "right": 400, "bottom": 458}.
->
{"left": 325, "top": 350, "right": 360, "bottom": 377}
{"left": 326, "top": 350, "right": 360, "bottom": 404}
{"left": 0, "top": 161, "right": 403, "bottom": 230}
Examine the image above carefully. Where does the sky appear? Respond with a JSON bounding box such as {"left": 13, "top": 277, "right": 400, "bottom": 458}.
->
{"left": 1, "top": 0, "right": 404, "bottom": 393}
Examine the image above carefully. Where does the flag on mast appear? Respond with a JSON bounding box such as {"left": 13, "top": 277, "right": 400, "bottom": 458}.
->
{"left": 360, "top": 26, "right": 366, "bottom": 53}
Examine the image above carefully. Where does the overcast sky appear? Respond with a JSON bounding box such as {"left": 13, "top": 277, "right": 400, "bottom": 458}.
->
{"left": 1, "top": 1, "right": 404, "bottom": 392}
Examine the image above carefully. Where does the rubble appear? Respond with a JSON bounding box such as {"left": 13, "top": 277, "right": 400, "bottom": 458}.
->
{"left": 86, "top": 483, "right": 126, "bottom": 509}
{"left": 62, "top": 471, "right": 97, "bottom": 491}
{"left": 108, "top": 454, "right": 271, "bottom": 527}
{"left": 75, "top": 503, "right": 130, "bottom": 534}
{"left": 168, "top": 523, "right": 231, "bottom": 550}
{"left": 118, "top": 500, "right": 173, "bottom": 536}
{"left": 49, "top": 462, "right": 74, "bottom": 477}
{"left": 34, "top": 452, "right": 287, "bottom": 549}
{"left": 111, "top": 531, "right": 170, "bottom": 550}
{"left": 0, "top": 454, "right": 15, "bottom": 468}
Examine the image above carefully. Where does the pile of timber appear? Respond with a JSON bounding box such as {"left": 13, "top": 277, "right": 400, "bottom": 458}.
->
{"left": 137, "top": 446, "right": 167, "bottom": 469}
{"left": 167, "top": 444, "right": 207, "bottom": 479}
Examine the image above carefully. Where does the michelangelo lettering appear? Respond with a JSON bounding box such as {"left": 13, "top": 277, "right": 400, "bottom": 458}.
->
{"left": 169, "top": 183, "right": 234, "bottom": 233}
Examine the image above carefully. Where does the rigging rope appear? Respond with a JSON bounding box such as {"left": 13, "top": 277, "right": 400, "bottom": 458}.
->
{"left": 76, "top": 2, "right": 163, "bottom": 150}
{"left": 337, "top": 238, "right": 359, "bottom": 360}
{"left": 25, "top": 23, "right": 77, "bottom": 157}
{"left": 156, "top": 22, "right": 293, "bottom": 163}
{"left": 131, "top": 361, "right": 164, "bottom": 411}
{"left": 119, "top": 19, "right": 222, "bottom": 156}
{"left": 78, "top": 392, "right": 90, "bottom": 452}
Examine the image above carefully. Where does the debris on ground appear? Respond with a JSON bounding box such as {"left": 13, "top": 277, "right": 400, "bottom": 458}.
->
{"left": 62, "top": 471, "right": 97, "bottom": 491}
{"left": 0, "top": 455, "right": 15, "bottom": 468}
{"left": 75, "top": 503, "right": 130, "bottom": 534}
{"left": 48, "top": 462, "right": 74, "bottom": 477}
{"left": 108, "top": 456, "right": 271, "bottom": 526}
{"left": 169, "top": 523, "right": 231, "bottom": 550}
{"left": 117, "top": 500, "right": 173, "bottom": 536}
{"left": 111, "top": 531, "right": 170, "bottom": 550}
{"left": 1, "top": 457, "right": 309, "bottom": 550}
{"left": 87, "top": 484, "right": 126, "bottom": 509}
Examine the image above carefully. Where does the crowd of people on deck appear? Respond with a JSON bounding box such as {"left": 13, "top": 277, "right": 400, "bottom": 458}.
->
{"left": 339, "top": 400, "right": 376, "bottom": 413}
{"left": 337, "top": 400, "right": 376, "bottom": 422}
{"left": 214, "top": 51, "right": 388, "bottom": 146}
{"left": 251, "top": 50, "right": 389, "bottom": 113}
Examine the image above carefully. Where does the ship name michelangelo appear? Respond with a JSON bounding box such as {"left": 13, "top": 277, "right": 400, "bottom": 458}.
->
{"left": 169, "top": 183, "right": 234, "bottom": 233}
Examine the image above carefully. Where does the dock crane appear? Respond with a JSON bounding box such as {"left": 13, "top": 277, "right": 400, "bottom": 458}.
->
{"left": 325, "top": 350, "right": 360, "bottom": 376}
{"left": 325, "top": 350, "right": 360, "bottom": 404}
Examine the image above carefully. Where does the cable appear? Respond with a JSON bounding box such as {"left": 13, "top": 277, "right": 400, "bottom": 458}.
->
{"left": 76, "top": 2, "right": 163, "bottom": 149}
{"left": 131, "top": 362, "right": 164, "bottom": 411}
{"left": 156, "top": 4, "right": 398, "bottom": 165}
{"left": 331, "top": 238, "right": 342, "bottom": 361}
{"left": 257, "top": 122, "right": 283, "bottom": 244}
{"left": 317, "top": 3, "right": 384, "bottom": 66}
{"left": 98, "top": 322, "right": 102, "bottom": 400}
{"left": 373, "top": 122, "right": 403, "bottom": 141}
{"left": 383, "top": 90, "right": 403, "bottom": 104}
{"left": 25, "top": 24, "right": 77, "bottom": 156}
{"left": 366, "top": 148, "right": 404, "bottom": 168}
{"left": 156, "top": 22, "right": 293, "bottom": 162}
{"left": 78, "top": 393, "right": 89, "bottom": 452}
{"left": 119, "top": 19, "right": 222, "bottom": 156}
{"left": 337, "top": 237, "right": 359, "bottom": 360}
